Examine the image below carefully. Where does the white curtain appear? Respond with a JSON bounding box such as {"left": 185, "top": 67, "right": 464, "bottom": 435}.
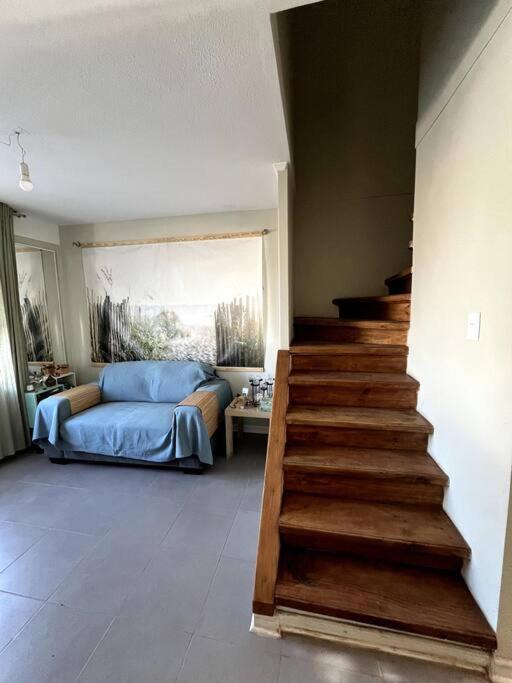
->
{"left": 0, "top": 285, "right": 26, "bottom": 458}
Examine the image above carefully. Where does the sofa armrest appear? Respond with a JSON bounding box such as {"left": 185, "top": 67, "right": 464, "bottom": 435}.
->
{"left": 59, "top": 384, "right": 101, "bottom": 415}
{"left": 178, "top": 391, "right": 219, "bottom": 439}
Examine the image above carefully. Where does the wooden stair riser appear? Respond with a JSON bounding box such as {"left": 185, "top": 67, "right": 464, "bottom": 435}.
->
{"left": 294, "top": 325, "right": 408, "bottom": 345}
{"left": 283, "top": 470, "right": 444, "bottom": 505}
{"left": 289, "top": 384, "right": 418, "bottom": 409}
{"left": 287, "top": 425, "right": 429, "bottom": 451}
{"left": 291, "top": 353, "right": 408, "bottom": 373}
{"left": 335, "top": 301, "right": 410, "bottom": 322}
{"left": 280, "top": 533, "right": 464, "bottom": 572}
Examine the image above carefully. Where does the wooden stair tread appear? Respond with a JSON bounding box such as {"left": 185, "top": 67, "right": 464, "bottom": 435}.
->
{"left": 283, "top": 445, "right": 447, "bottom": 484}
{"left": 332, "top": 294, "right": 411, "bottom": 304}
{"left": 385, "top": 266, "right": 412, "bottom": 285}
{"left": 289, "top": 371, "right": 419, "bottom": 388}
{"left": 286, "top": 405, "right": 433, "bottom": 433}
{"left": 290, "top": 341, "right": 409, "bottom": 356}
{"left": 280, "top": 493, "right": 470, "bottom": 559}
{"left": 295, "top": 317, "right": 409, "bottom": 330}
{"left": 276, "top": 550, "right": 496, "bottom": 649}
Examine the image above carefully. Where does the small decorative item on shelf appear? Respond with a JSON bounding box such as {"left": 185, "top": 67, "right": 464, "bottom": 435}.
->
{"left": 40, "top": 364, "right": 57, "bottom": 387}
{"left": 232, "top": 395, "right": 246, "bottom": 409}
{"left": 53, "top": 364, "right": 70, "bottom": 377}
{"left": 241, "top": 375, "right": 274, "bottom": 411}
{"left": 28, "top": 369, "right": 45, "bottom": 391}
{"left": 248, "top": 377, "right": 260, "bottom": 407}
{"left": 259, "top": 396, "right": 272, "bottom": 412}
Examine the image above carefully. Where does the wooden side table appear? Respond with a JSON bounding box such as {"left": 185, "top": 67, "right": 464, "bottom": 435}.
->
{"left": 224, "top": 400, "right": 271, "bottom": 459}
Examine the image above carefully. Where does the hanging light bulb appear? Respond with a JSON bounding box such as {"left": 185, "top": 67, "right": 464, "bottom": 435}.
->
{"left": 0, "top": 129, "right": 35, "bottom": 191}
{"left": 16, "top": 132, "right": 33, "bottom": 192}
{"left": 19, "top": 161, "right": 33, "bottom": 192}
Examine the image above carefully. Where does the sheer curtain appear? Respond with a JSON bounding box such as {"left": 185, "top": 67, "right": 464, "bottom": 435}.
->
{"left": 0, "top": 202, "right": 29, "bottom": 459}
{"left": 0, "top": 285, "right": 26, "bottom": 457}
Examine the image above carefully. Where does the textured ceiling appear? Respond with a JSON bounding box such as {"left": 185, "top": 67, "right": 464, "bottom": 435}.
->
{"left": 0, "top": 0, "right": 310, "bottom": 224}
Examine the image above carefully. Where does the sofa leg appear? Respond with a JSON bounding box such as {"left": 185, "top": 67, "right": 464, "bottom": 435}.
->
{"left": 49, "top": 457, "right": 69, "bottom": 465}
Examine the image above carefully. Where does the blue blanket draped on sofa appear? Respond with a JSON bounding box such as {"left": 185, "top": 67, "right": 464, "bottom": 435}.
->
{"left": 33, "top": 361, "right": 232, "bottom": 465}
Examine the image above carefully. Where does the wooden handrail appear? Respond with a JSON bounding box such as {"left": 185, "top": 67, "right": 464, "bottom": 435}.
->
{"left": 253, "top": 349, "right": 290, "bottom": 616}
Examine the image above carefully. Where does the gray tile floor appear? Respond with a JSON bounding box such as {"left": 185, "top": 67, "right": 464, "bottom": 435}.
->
{"left": 0, "top": 435, "right": 488, "bottom": 682}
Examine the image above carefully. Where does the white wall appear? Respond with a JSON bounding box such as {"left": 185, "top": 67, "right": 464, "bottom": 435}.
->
{"left": 59, "top": 209, "right": 279, "bottom": 399}
{"left": 416, "top": 0, "right": 512, "bottom": 144}
{"left": 409, "top": 2, "right": 512, "bottom": 629}
{"left": 13, "top": 214, "right": 60, "bottom": 244}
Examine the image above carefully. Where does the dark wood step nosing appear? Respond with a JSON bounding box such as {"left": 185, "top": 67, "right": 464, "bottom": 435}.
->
{"left": 289, "top": 342, "right": 409, "bottom": 356}
{"left": 279, "top": 522, "right": 470, "bottom": 560}
{"left": 332, "top": 294, "right": 411, "bottom": 304}
{"left": 285, "top": 412, "right": 434, "bottom": 434}
{"left": 282, "top": 459, "right": 449, "bottom": 485}
{"left": 288, "top": 372, "right": 419, "bottom": 388}
{"left": 295, "top": 317, "right": 410, "bottom": 330}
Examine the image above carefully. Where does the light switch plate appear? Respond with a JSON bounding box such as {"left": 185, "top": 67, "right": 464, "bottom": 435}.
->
{"left": 467, "top": 311, "right": 481, "bottom": 341}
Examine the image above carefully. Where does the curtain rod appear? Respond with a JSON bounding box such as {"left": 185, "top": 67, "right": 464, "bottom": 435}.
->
{"left": 73, "top": 229, "right": 269, "bottom": 249}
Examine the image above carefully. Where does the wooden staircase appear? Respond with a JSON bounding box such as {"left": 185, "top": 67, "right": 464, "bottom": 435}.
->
{"left": 253, "top": 283, "right": 496, "bottom": 655}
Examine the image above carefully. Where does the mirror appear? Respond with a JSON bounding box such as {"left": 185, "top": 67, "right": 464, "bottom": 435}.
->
{"left": 15, "top": 241, "right": 66, "bottom": 364}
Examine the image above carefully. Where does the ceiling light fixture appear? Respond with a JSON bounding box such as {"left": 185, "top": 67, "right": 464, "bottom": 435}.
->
{"left": 0, "top": 130, "right": 34, "bottom": 192}
{"left": 16, "top": 132, "right": 33, "bottom": 192}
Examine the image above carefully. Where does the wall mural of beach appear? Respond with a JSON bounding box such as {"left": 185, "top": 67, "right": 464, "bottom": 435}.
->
{"left": 82, "top": 235, "right": 264, "bottom": 368}
{"left": 16, "top": 248, "right": 53, "bottom": 362}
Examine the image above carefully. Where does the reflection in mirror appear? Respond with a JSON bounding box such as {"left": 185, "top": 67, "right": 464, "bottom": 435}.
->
{"left": 16, "top": 246, "right": 53, "bottom": 361}
{"left": 15, "top": 243, "right": 66, "bottom": 364}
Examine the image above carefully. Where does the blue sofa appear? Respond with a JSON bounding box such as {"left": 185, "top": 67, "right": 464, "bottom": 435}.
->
{"left": 33, "top": 360, "right": 232, "bottom": 471}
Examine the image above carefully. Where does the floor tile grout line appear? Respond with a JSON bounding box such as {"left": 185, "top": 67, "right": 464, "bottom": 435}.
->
{"left": 0, "top": 528, "right": 51, "bottom": 576}
{"left": 186, "top": 489, "right": 245, "bottom": 639}
{"left": 0, "top": 440, "right": 269, "bottom": 680}
{"left": 157, "top": 497, "right": 190, "bottom": 547}
{"left": 0, "top": 587, "right": 46, "bottom": 602}
{"left": 100, "top": 535, "right": 174, "bottom": 618}
{"left": 102, "top": 487, "right": 200, "bottom": 618}
{"left": 73, "top": 615, "right": 117, "bottom": 683}
{"left": 171, "top": 630, "right": 195, "bottom": 683}
{"left": 0, "top": 518, "right": 107, "bottom": 539}
{"left": 0, "top": 593, "right": 48, "bottom": 656}
{"left": 2, "top": 471, "right": 192, "bottom": 501}
{"left": 0, "top": 518, "right": 51, "bottom": 532}
{"left": 45, "top": 505, "right": 186, "bottom": 613}
{"left": 154, "top": 477, "right": 245, "bottom": 682}
{"left": 39, "top": 533, "right": 106, "bottom": 606}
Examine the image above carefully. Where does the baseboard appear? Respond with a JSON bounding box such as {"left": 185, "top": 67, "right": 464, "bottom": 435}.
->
{"left": 250, "top": 613, "right": 281, "bottom": 638}
{"left": 252, "top": 608, "right": 492, "bottom": 674}
{"left": 490, "top": 655, "right": 512, "bottom": 682}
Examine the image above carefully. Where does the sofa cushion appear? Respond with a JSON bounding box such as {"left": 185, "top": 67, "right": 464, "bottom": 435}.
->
{"left": 59, "top": 401, "right": 176, "bottom": 458}
{"left": 99, "top": 360, "right": 217, "bottom": 403}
